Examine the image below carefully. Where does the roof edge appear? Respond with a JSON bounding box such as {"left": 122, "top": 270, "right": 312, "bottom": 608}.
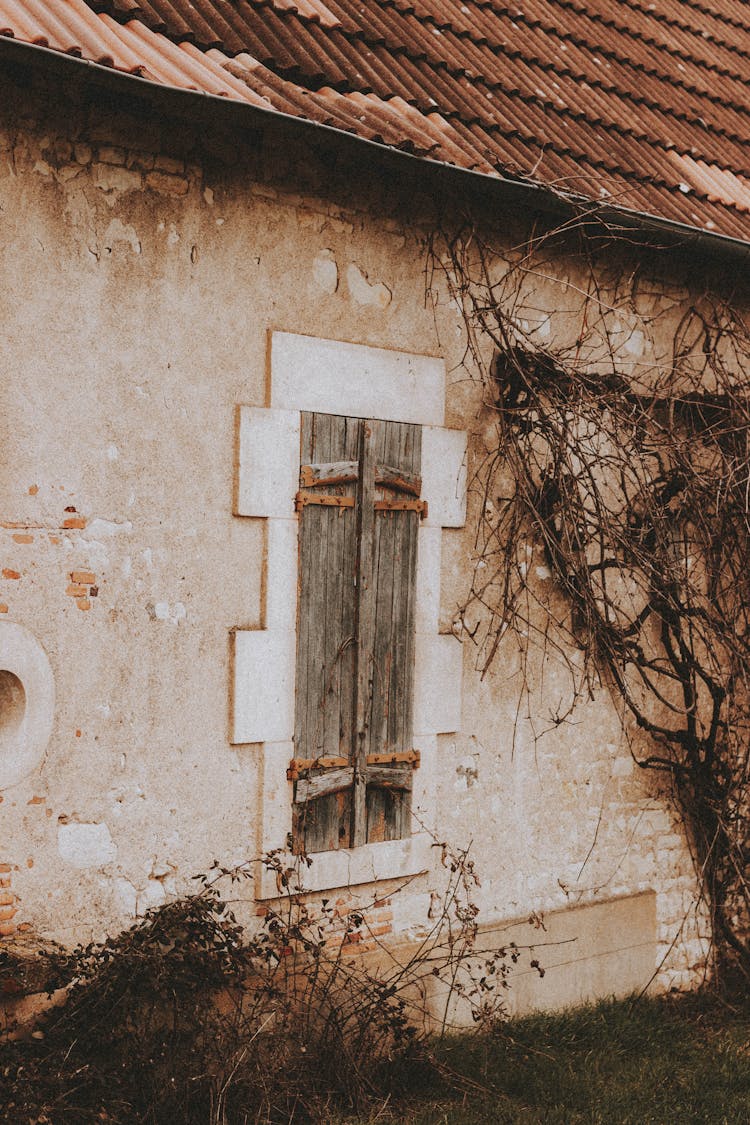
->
{"left": 2, "top": 33, "right": 750, "bottom": 266}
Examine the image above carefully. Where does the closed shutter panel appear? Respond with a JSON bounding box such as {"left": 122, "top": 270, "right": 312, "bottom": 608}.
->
{"left": 291, "top": 411, "right": 423, "bottom": 853}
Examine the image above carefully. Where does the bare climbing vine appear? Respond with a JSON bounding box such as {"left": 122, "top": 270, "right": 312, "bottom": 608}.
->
{"left": 430, "top": 214, "right": 750, "bottom": 984}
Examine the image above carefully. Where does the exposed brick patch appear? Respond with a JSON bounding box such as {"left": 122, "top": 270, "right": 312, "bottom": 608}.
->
{"left": 66, "top": 570, "right": 97, "bottom": 609}
{"left": 2, "top": 569, "right": 20, "bottom": 580}
{"left": 62, "top": 517, "right": 86, "bottom": 530}
{"left": 12, "top": 533, "right": 33, "bottom": 544}
{"left": 0, "top": 866, "right": 17, "bottom": 938}
{"left": 70, "top": 570, "right": 95, "bottom": 584}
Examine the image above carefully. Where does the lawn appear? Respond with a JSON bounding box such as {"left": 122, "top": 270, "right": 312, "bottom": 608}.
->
{"left": 364, "top": 993, "right": 750, "bottom": 1125}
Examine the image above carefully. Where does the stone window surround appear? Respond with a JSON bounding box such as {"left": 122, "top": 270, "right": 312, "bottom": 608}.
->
{"left": 232, "top": 331, "right": 466, "bottom": 900}
{"left": 0, "top": 622, "right": 55, "bottom": 791}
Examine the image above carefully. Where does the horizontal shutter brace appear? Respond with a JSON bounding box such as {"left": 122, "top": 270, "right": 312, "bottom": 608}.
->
{"left": 287, "top": 748, "right": 421, "bottom": 780}
{"left": 300, "top": 461, "right": 422, "bottom": 495}
{"left": 294, "top": 763, "right": 415, "bottom": 803}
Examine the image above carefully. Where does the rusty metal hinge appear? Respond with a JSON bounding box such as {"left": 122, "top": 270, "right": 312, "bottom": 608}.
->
{"left": 374, "top": 498, "right": 428, "bottom": 519}
{"left": 295, "top": 491, "right": 355, "bottom": 511}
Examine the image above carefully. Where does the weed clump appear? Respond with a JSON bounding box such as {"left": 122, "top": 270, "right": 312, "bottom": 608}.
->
{"left": 1, "top": 845, "right": 531, "bottom": 1123}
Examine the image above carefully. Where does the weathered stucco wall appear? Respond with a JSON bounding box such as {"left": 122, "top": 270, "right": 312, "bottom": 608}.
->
{"left": 0, "top": 59, "right": 725, "bottom": 1005}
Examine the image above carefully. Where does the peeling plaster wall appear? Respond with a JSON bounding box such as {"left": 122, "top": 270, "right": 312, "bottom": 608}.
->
{"left": 0, "top": 65, "right": 726, "bottom": 998}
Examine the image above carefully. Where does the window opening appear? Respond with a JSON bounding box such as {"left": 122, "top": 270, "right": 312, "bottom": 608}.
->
{"left": 289, "top": 412, "right": 424, "bottom": 852}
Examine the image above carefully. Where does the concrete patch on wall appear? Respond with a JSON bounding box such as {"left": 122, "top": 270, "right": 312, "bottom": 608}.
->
{"left": 423, "top": 891, "right": 658, "bottom": 1026}
{"left": 58, "top": 823, "right": 117, "bottom": 869}
{"left": 311, "top": 249, "right": 338, "bottom": 294}
{"left": 346, "top": 262, "right": 392, "bottom": 308}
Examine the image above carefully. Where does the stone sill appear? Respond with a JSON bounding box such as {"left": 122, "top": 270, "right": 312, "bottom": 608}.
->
{"left": 256, "top": 831, "right": 432, "bottom": 900}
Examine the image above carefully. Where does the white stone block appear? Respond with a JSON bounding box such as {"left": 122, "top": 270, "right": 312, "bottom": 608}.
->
{"left": 259, "top": 740, "right": 294, "bottom": 853}
{"left": 265, "top": 519, "right": 298, "bottom": 632}
{"left": 270, "top": 331, "right": 445, "bottom": 426}
{"left": 232, "top": 629, "right": 295, "bottom": 744}
{"left": 422, "top": 427, "right": 467, "bottom": 528}
{"left": 415, "top": 526, "right": 442, "bottom": 635}
{"left": 412, "top": 733, "right": 437, "bottom": 825}
{"left": 257, "top": 832, "right": 432, "bottom": 899}
{"left": 235, "top": 406, "right": 300, "bottom": 519}
{"left": 413, "top": 634, "right": 463, "bottom": 735}
{"left": 58, "top": 822, "right": 117, "bottom": 868}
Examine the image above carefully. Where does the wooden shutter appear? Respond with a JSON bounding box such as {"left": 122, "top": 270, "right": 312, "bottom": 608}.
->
{"left": 291, "top": 412, "right": 423, "bottom": 853}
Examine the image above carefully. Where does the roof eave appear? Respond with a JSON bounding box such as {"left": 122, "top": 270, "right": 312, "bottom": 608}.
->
{"left": 3, "top": 32, "right": 750, "bottom": 266}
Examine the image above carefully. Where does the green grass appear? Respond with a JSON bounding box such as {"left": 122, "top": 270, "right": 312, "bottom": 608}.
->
{"left": 358, "top": 993, "right": 750, "bottom": 1124}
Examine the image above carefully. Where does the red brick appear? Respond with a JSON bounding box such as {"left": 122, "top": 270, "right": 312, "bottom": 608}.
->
{"left": 2, "top": 569, "right": 20, "bottom": 580}
{"left": 0, "top": 864, "right": 11, "bottom": 873}
{"left": 0, "top": 922, "right": 17, "bottom": 937}
{"left": 62, "top": 517, "right": 86, "bottom": 530}
{"left": 0, "top": 905, "right": 17, "bottom": 922}
{"left": 12, "top": 533, "right": 33, "bottom": 544}
{"left": 0, "top": 891, "right": 15, "bottom": 906}
{"left": 70, "top": 570, "right": 95, "bottom": 584}
{"left": 76, "top": 597, "right": 91, "bottom": 611}
{"left": 0, "top": 605, "right": 8, "bottom": 614}
{"left": 28, "top": 484, "right": 38, "bottom": 495}
{"left": 26, "top": 796, "right": 45, "bottom": 806}
{"left": 66, "top": 583, "right": 87, "bottom": 597}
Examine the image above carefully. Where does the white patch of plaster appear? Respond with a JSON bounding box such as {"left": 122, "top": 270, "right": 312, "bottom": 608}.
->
{"left": 86, "top": 518, "right": 132, "bottom": 538}
{"left": 203, "top": 187, "right": 214, "bottom": 206}
{"left": 107, "top": 444, "right": 119, "bottom": 461}
{"left": 311, "top": 249, "right": 338, "bottom": 294}
{"left": 103, "top": 218, "right": 141, "bottom": 255}
{"left": 625, "top": 330, "right": 645, "bottom": 357}
{"left": 167, "top": 224, "right": 180, "bottom": 246}
{"left": 148, "top": 601, "right": 186, "bottom": 625}
{"left": 114, "top": 877, "right": 138, "bottom": 917}
{"left": 346, "top": 263, "right": 392, "bottom": 308}
{"left": 121, "top": 556, "right": 132, "bottom": 579}
{"left": 58, "top": 822, "right": 117, "bottom": 869}
{"left": 137, "top": 879, "right": 166, "bottom": 915}
{"left": 535, "top": 565, "right": 552, "bottom": 580}
{"left": 141, "top": 548, "right": 153, "bottom": 570}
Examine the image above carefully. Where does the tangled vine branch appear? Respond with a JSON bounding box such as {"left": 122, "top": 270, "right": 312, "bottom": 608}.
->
{"left": 431, "top": 217, "right": 750, "bottom": 984}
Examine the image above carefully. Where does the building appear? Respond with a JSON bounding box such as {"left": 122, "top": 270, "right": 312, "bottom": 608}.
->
{"left": 2, "top": 0, "right": 749, "bottom": 1018}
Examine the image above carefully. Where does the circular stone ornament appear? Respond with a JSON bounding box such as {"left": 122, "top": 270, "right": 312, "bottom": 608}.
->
{"left": 0, "top": 622, "right": 55, "bottom": 789}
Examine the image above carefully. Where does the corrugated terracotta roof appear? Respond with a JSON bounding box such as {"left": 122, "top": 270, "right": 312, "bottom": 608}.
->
{"left": 1, "top": 0, "right": 750, "bottom": 243}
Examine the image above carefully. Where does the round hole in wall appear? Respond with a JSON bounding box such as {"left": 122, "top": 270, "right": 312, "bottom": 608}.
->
{"left": 0, "top": 670, "right": 26, "bottom": 750}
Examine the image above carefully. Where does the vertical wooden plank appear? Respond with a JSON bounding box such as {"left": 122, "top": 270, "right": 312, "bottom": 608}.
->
{"left": 352, "top": 419, "right": 376, "bottom": 847}
{"left": 294, "top": 412, "right": 357, "bottom": 852}
{"left": 338, "top": 416, "right": 360, "bottom": 759}
{"left": 366, "top": 420, "right": 421, "bottom": 842}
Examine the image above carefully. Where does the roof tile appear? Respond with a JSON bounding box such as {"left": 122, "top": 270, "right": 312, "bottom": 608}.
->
{"left": 1, "top": 0, "right": 750, "bottom": 241}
